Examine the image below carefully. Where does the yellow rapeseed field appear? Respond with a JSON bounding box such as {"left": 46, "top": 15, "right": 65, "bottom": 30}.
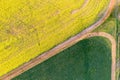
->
{"left": 0, "top": 0, "right": 110, "bottom": 76}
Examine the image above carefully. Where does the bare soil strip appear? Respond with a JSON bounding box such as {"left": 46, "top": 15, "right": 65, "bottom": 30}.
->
{"left": 71, "top": 0, "right": 89, "bottom": 14}
{"left": 85, "top": 32, "right": 116, "bottom": 80}
{"left": 0, "top": 0, "right": 115, "bottom": 80}
{"left": 1, "top": 32, "right": 116, "bottom": 80}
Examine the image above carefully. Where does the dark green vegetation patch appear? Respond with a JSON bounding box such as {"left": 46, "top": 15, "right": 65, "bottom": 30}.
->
{"left": 13, "top": 37, "right": 111, "bottom": 80}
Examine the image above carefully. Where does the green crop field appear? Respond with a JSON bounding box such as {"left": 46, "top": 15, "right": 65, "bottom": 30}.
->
{"left": 13, "top": 37, "right": 111, "bottom": 80}
{"left": 94, "top": 9, "right": 120, "bottom": 80}
{"left": 0, "top": 0, "right": 110, "bottom": 76}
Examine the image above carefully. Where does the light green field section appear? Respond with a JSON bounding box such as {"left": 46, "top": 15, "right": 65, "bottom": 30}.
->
{"left": 94, "top": 17, "right": 116, "bottom": 37}
{"left": 0, "top": 0, "right": 110, "bottom": 76}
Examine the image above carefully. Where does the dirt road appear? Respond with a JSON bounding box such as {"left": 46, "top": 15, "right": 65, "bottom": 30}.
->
{"left": 84, "top": 32, "right": 116, "bottom": 80}
{"left": 0, "top": 0, "right": 115, "bottom": 79}
{"left": 0, "top": 32, "right": 116, "bottom": 80}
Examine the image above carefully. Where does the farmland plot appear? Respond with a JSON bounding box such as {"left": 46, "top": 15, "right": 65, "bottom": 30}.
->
{"left": 13, "top": 37, "right": 111, "bottom": 80}
{"left": 0, "top": 0, "right": 110, "bottom": 76}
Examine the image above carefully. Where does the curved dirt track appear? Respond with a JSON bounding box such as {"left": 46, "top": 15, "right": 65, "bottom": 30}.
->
{"left": 83, "top": 32, "right": 116, "bottom": 80}
{"left": 1, "top": 32, "right": 116, "bottom": 80}
{"left": 71, "top": 0, "right": 89, "bottom": 14}
{"left": 0, "top": 0, "right": 115, "bottom": 80}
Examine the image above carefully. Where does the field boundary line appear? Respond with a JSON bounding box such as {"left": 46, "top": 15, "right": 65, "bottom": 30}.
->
{"left": 0, "top": 0, "right": 115, "bottom": 80}
{"left": 1, "top": 32, "right": 116, "bottom": 80}
{"left": 85, "top": 32, "right": 116, "bottom": 80}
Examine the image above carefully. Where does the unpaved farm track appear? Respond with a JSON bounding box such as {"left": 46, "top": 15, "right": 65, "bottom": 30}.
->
{"left": 84, "top": 32, "right": 116, "bottom": 80}
{"left": 1, "top": 32, "right": 116, "bottom": 80}
{"left": 0, "top": 0, "right": 115, "bottom": 80}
